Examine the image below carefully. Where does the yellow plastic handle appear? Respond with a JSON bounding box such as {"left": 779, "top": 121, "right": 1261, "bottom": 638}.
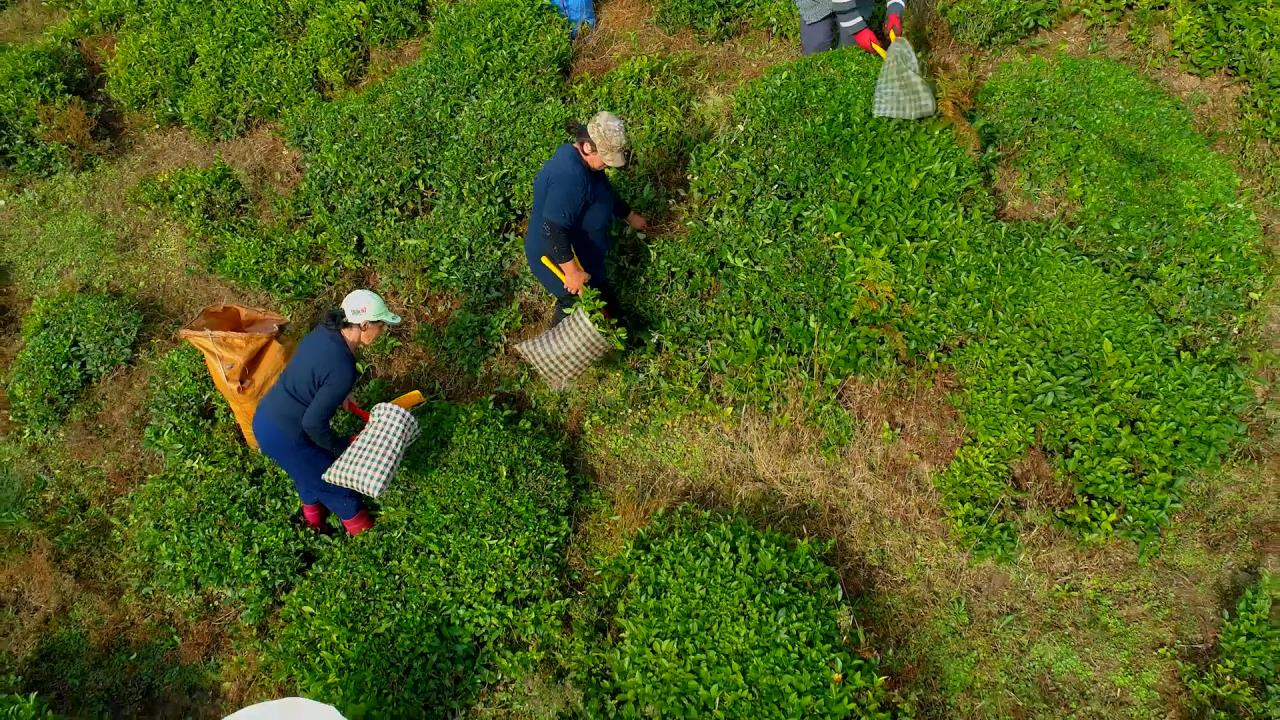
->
{"left": 890, "top": 28, "right": 897, "bottom": 43}
{"left": 540, "top": 255, "right": 567, "bottom": 283}
{"left": 872, "top": 42, "right": 887, "bottom": 59}
{"left": 390, "top": 390, "right": 425, "bottom": 410}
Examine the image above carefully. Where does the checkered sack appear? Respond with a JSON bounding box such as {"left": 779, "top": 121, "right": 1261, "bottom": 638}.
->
{"left": 873, "top": 38, "right": 936, "bottom": 120}
{"left": 516, "top": 309, "right": 611, "bottom": 391}
{"left": 323, "top": 402, "right": 420, "bottom": 498}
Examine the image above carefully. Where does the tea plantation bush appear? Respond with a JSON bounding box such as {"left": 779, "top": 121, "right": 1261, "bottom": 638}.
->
{"left": 574, "top": 508, "right": 892, "bottom": 718}
{"left": 569, "top": 54, "right": 705, "bottom": 216}
{"left": 1171, "top": 0, "right": 1280, "bottom": 139}
{"left": 121, "top": 346, "right": 315, "bottom": 621}
{"left": 653, "top": 0, "right": 796, "bottom": 40}
{"left": 929, "top": 225, "right": 1250, "bottom": 550}
{"left": 89, "top": 0, "right": 439, "bottom": 137}
{"left": 137, "top": 162, "right": 342, "bottom": 298}
{"left": 265, "top": 403, "right": 574, "bottom": 717}
{"left": 283, "top": 0, "right": 570, "bottom": 298}
{"left": 1182, "top": 572, "right": 1279, "bottom": 719}
{"left": 935, "top": 0, "right": 1059, "bottom": 46}
{"left": 627, "top": 50, "right": 990, "bottom": 407}
{"left": 6, "top": 293, "right": 142, "bottom": 430}
{"left": 977, "top": 55, "right": 1265, "bottom": 356}
{"left": 0, "top": 40, "right": 92, "bottom": 175}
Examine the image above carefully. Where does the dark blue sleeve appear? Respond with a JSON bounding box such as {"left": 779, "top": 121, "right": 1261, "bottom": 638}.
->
{"left": 542, "top": 174, "right": 586, "bottom": 230}
{"left": 302, "top": 362, "right": 355, "bottom": 458}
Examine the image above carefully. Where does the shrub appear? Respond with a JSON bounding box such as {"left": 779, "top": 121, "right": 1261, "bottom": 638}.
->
{"left": 120, "top": 346, "right": 316, "bottom": 621}
{"left": 265, "top": 403, "right": 573, "bottom": 718}
{"left": 136, "top": 161, "right": 343, "bottom": 298}
{"left": 626, "top": 50, "right": 990, "bottom": 408}
{"left": 1171, "top": 0, "right": 1280, "bottom": 139}
{"left": 574, "top": 508, "right": 893, "bottom": 718}
{"left": 283, "top": 0, "right": 571, "bottom": 298}
{"left": 0, "top": 40, "right": 92, "bottom": 175}
{"left": 1182, "top": 572, "right": 1279, "bottom": 719}
{"left": 92, "top": 0, "right": 439, "bottom": 137}
{"left": 977, "top": 55, "right": 1265, "bottom": 358}
{"left": 0, "top": 690, "right": 59, "bottom": 720}
{"left": 652, "top": 0, "right": 797, "bottom": 40}
{"left": 6, "top": 293, "right": 142, "bottom": 430}
{"left": 569, "top": 54, "right": 706, "bottom": 217}
{"left": 935, "top": 0, "right": 1059, "bottom": 46}
{"left": 929, "top": 225, "right": 1250, "bottom": 551}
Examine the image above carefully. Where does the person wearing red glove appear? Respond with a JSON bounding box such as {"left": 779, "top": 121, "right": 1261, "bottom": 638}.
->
{"left": 795, "top": 0, "right": 906, "bottom": 56}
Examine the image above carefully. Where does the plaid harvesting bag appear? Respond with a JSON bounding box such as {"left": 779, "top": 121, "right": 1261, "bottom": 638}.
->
{"left": 516, "top": 309, "right": 611, "bottom": 390}
{"left": 323, "top": 402, "right": 420, "bottom": 497}
{"left": 873, "top": 38, "right": 936, "bottom": 120}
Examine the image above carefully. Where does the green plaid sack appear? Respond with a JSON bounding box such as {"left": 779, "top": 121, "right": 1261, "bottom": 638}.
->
{"left": 516, "top": 309, "right": 611, "bottom": 391}
{"left": 874, "top": 38, "right": 936, "bottom": 120}
{"left": 323, "top": 402, "right": 420, "bottom": 497}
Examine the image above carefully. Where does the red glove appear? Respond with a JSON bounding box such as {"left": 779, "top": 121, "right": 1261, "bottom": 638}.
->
{"left": 343, "top": 397, "right": 370, "bottom": 422}
{"left": 885, "top": 12, "right": 903, "bottom": 40}
{"left": 853, "top": 27, "right": 880, "bottom": 55}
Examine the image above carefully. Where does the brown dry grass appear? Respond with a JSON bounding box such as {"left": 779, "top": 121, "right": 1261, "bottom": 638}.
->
{"left": 0, "top": 0, "right": 67, "bottom": 44}
{"left": 572, "top": 0, "right": 796, "bottom": 89}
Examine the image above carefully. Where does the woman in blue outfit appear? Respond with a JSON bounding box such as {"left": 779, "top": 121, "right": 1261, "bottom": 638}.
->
{"left": 253, "top": 289, "right": 401, "bottom": 536}
{"left": 524, "top": 112, "right": 648, "bottom": 325}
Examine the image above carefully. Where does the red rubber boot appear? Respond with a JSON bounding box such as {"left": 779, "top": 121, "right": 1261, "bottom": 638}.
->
{"left": 301, "top": 502, "right": 329, "bottom": 529}
{"left": 341, "top": 509, "right": 374, "bottom": 537}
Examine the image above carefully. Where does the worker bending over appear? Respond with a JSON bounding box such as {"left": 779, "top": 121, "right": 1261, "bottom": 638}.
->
{"left": 525, "top": 112, "right": 648, "bottom": 326}
{"left": 253, "top": 290, "right": 401, "bottom": 536}
{"left": 796, "top": 0, "right": 906, "bottom": 55}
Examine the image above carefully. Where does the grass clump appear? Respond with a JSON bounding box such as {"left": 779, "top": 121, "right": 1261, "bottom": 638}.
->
{"left": 0, "top": 39, "right": 93, "bottom": 176}
{"left": 6, "top": 292, "right": 141, "bottom": 430}
{"left": 1182, "top": 572, "right": 1279, "bottom": 719}
{"left": 1171, "top": 0, "right": 1280, "bottom": 139}
{"left": 977, "top": 55, "right": 1265, "bottom": 356}
{"left": 120, "top": 346, "right": 315, "bottom": 622}
{"left": 88, "top": 0, "right": 439, "bottom": 138}
{"left": 573, "top": 508, "right": 894, "bottom": 718}
{"left": 264, "top": 403, "right": 574, "bottom": 718}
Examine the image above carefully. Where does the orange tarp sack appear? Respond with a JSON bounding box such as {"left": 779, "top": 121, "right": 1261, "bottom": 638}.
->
{"left": 179, "top": 305, "right": 289, "bottom": 450}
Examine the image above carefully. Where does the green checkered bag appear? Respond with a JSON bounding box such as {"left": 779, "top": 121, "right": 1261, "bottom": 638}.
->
{"left": 323, "top": 402, "right": 420, "bottom": 497}
{"left": 516, "top": 309, "right": 611, "bottom": 390}
{"left": 873, "top": 37, "right": 936, "bottom": 120}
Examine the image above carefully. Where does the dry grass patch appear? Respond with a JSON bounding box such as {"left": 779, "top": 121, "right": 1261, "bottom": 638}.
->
{"left": 0, "top": 0, "right": 67, "bottom": 44}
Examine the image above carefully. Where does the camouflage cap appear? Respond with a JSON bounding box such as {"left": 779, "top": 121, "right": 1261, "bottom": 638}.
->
{"left": 587, "top": 111, "right": 628, "bottom": 168}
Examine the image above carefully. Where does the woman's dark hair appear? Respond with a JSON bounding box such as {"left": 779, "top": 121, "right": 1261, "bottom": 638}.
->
{"left": 322, "top": 308, "right": 352, "bottom": 331}
{"left": 565, "top": 118, "right": 592, "bottom": 145}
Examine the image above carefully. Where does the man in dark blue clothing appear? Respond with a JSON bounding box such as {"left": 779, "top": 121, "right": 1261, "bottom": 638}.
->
{"left": 525, "top": 112, "right": 648, "bottom": 325}
{"left": 254, "top": 289, "right": 401, "bottom": 536}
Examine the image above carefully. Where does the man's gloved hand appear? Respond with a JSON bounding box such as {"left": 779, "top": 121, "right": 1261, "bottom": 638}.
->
{"left": 885, "top": 11, "right": 903, "bottom": 40}
{"left": 853, "top": 27, "right": 880, "bottom": 55}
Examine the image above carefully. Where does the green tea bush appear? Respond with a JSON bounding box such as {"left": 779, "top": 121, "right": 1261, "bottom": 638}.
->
{"left": 627, "top": 50, "right": 990, "bottom": 407}
{"left": 977, "top": 55, "right": 1265, "bottom": 358}
{"left": 574, "top": 508, "right": 892, "bottom": 718}
{"left": 15, "top": 626, "right": 214, "bottom": 718}
{"left": 6, "top": 293, "right": 142, "bottom": 430}
{"left": 652, "top": 0, "right": 796, "bottom": 40}
{"left": 1171, "top": 0, "right": 1280, "bottom": 139}
{"left": 0, "top": 690, "right": 59, "bottom": 720}
{"left": 91, "top": 0, "right": 439, "bottom": 137}
{"left": 569, "top": 54, "right": 705, "bottom": 216}
{"left": 265, "top": 403, "right": 573, "bottom": 718}
{"left": 120, "top": 346, "right": 316, "bottom": 621}
{"left": 283, "top": 0, "right": 571, "bottom": 298}
{"left": 1182, "top": 572, "right": 1279, "bottom": 719}
{"left": 0, "top": 40, "right": 92, "bottom": 175}
{"left": 136, "top": 161, "right": 344, "bottom": 298}
{"left": 929, "top": 226, "right": 1249, "bottom": 550}
{"left": 935, "top": 0, "right": 1059, "bottom": 46}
